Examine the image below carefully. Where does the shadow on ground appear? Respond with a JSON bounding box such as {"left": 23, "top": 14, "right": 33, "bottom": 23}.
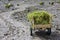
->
{"left": 34, "top": 31, "right": 60, "bottom": 40}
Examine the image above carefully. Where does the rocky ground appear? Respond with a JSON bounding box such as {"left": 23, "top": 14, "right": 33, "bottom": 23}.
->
{"left": 0, "top": 0, "right": 60, "bottom": 40}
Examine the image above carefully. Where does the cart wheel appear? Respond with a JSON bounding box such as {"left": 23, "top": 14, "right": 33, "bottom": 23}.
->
{"left": 30, "top": 27, "right": 33, "bottom": 36}
{"left": 46, "top": 28, "right": 51, "bottom": 35}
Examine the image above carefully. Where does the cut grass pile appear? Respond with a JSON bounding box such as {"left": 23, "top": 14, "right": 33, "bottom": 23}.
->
{"left": 27, "top": 11, "right": 52, "bottom": 24}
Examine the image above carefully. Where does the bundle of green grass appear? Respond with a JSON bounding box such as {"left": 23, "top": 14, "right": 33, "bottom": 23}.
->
{"left": 27, "top": 11, "right": 52, "bottom": 24}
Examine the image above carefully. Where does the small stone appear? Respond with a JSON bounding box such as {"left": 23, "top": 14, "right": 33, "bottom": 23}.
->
{"left": 21, "top": 16, "right": 23, "bottom": 18}
{"left": 53, "top": 15, "right": 57, "bottom": 18}
{"left": 12, "top": 8, "right": 15, "bottom": 10}
{"left": 17, "top": 20, "right": 19, "bottom": 21}
{"left": 4, "top": 33, "right": 8, "bottom": 36}
{"left": 15, "top": 17, "right": 17, "bottom": 19}
{"left": 12, "top": 39, "right": 14, "bottom": 40}
{"left": 17, "top": 4, "right": 19, "bottom": 6}
{"left": 23, "top": 30, "right": 25, "bottom": 32}
{"left": 27, "top": 9, "right": 30, "bottom": 12}
{"left": 20, "top": 19, "right": 22, "bottom": 20}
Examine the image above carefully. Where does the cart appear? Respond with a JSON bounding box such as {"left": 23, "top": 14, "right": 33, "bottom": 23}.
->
{"left": 27, "top": 11, "right": 52, "bottom": 36}
{"left": 30, "top": 19, "right": 52, "bottom": 36}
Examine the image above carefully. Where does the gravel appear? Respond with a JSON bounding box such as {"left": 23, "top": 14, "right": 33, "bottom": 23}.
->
{"left": 0, "top": 0, "right": 60, "bottom": 40}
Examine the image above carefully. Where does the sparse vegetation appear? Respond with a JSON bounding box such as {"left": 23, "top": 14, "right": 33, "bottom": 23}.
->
{"left": 56, "top": 0, "right": 60, "bottom": 3}
{"left": 39, "top": 2, "right": 44, "bottom": 5}
{"left": 5, "top": 3, "right": 13, "bottom": 8}
{"left": 27, "top": 11, "right": 52, "bottom": 24}
{"left": 49, "top": 2, "right": 54, "bottom": 5}
{"left": 57, "top": 2, "right": 60, "bottom": 3}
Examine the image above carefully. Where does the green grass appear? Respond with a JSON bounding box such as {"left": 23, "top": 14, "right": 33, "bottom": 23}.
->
{"left": 5, "top": 3, "right": 13, "bottom": 8}
{"left": 27, "top": 11, "right": 52, "bottom": 24}
{"left": 39, "top": 2, "right": 44, "bottom": 5}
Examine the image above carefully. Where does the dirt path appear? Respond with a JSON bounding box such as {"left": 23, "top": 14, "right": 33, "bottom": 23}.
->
{"left": 0, "top": 0, "right": 60, "bottom": 40}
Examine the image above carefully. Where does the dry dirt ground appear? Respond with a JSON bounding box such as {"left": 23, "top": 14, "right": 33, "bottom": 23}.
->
{"left": 0, "top": 0, "right": 60, "bottom": 40}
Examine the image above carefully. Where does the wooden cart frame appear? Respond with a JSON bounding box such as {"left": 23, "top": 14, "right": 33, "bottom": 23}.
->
{"left": 30, "top": 18, "right": 52, "bottom": 36}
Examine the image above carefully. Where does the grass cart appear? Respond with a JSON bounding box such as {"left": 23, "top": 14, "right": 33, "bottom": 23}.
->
{"left": 27, "top": 11, "right": 52, "bottom": 36}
